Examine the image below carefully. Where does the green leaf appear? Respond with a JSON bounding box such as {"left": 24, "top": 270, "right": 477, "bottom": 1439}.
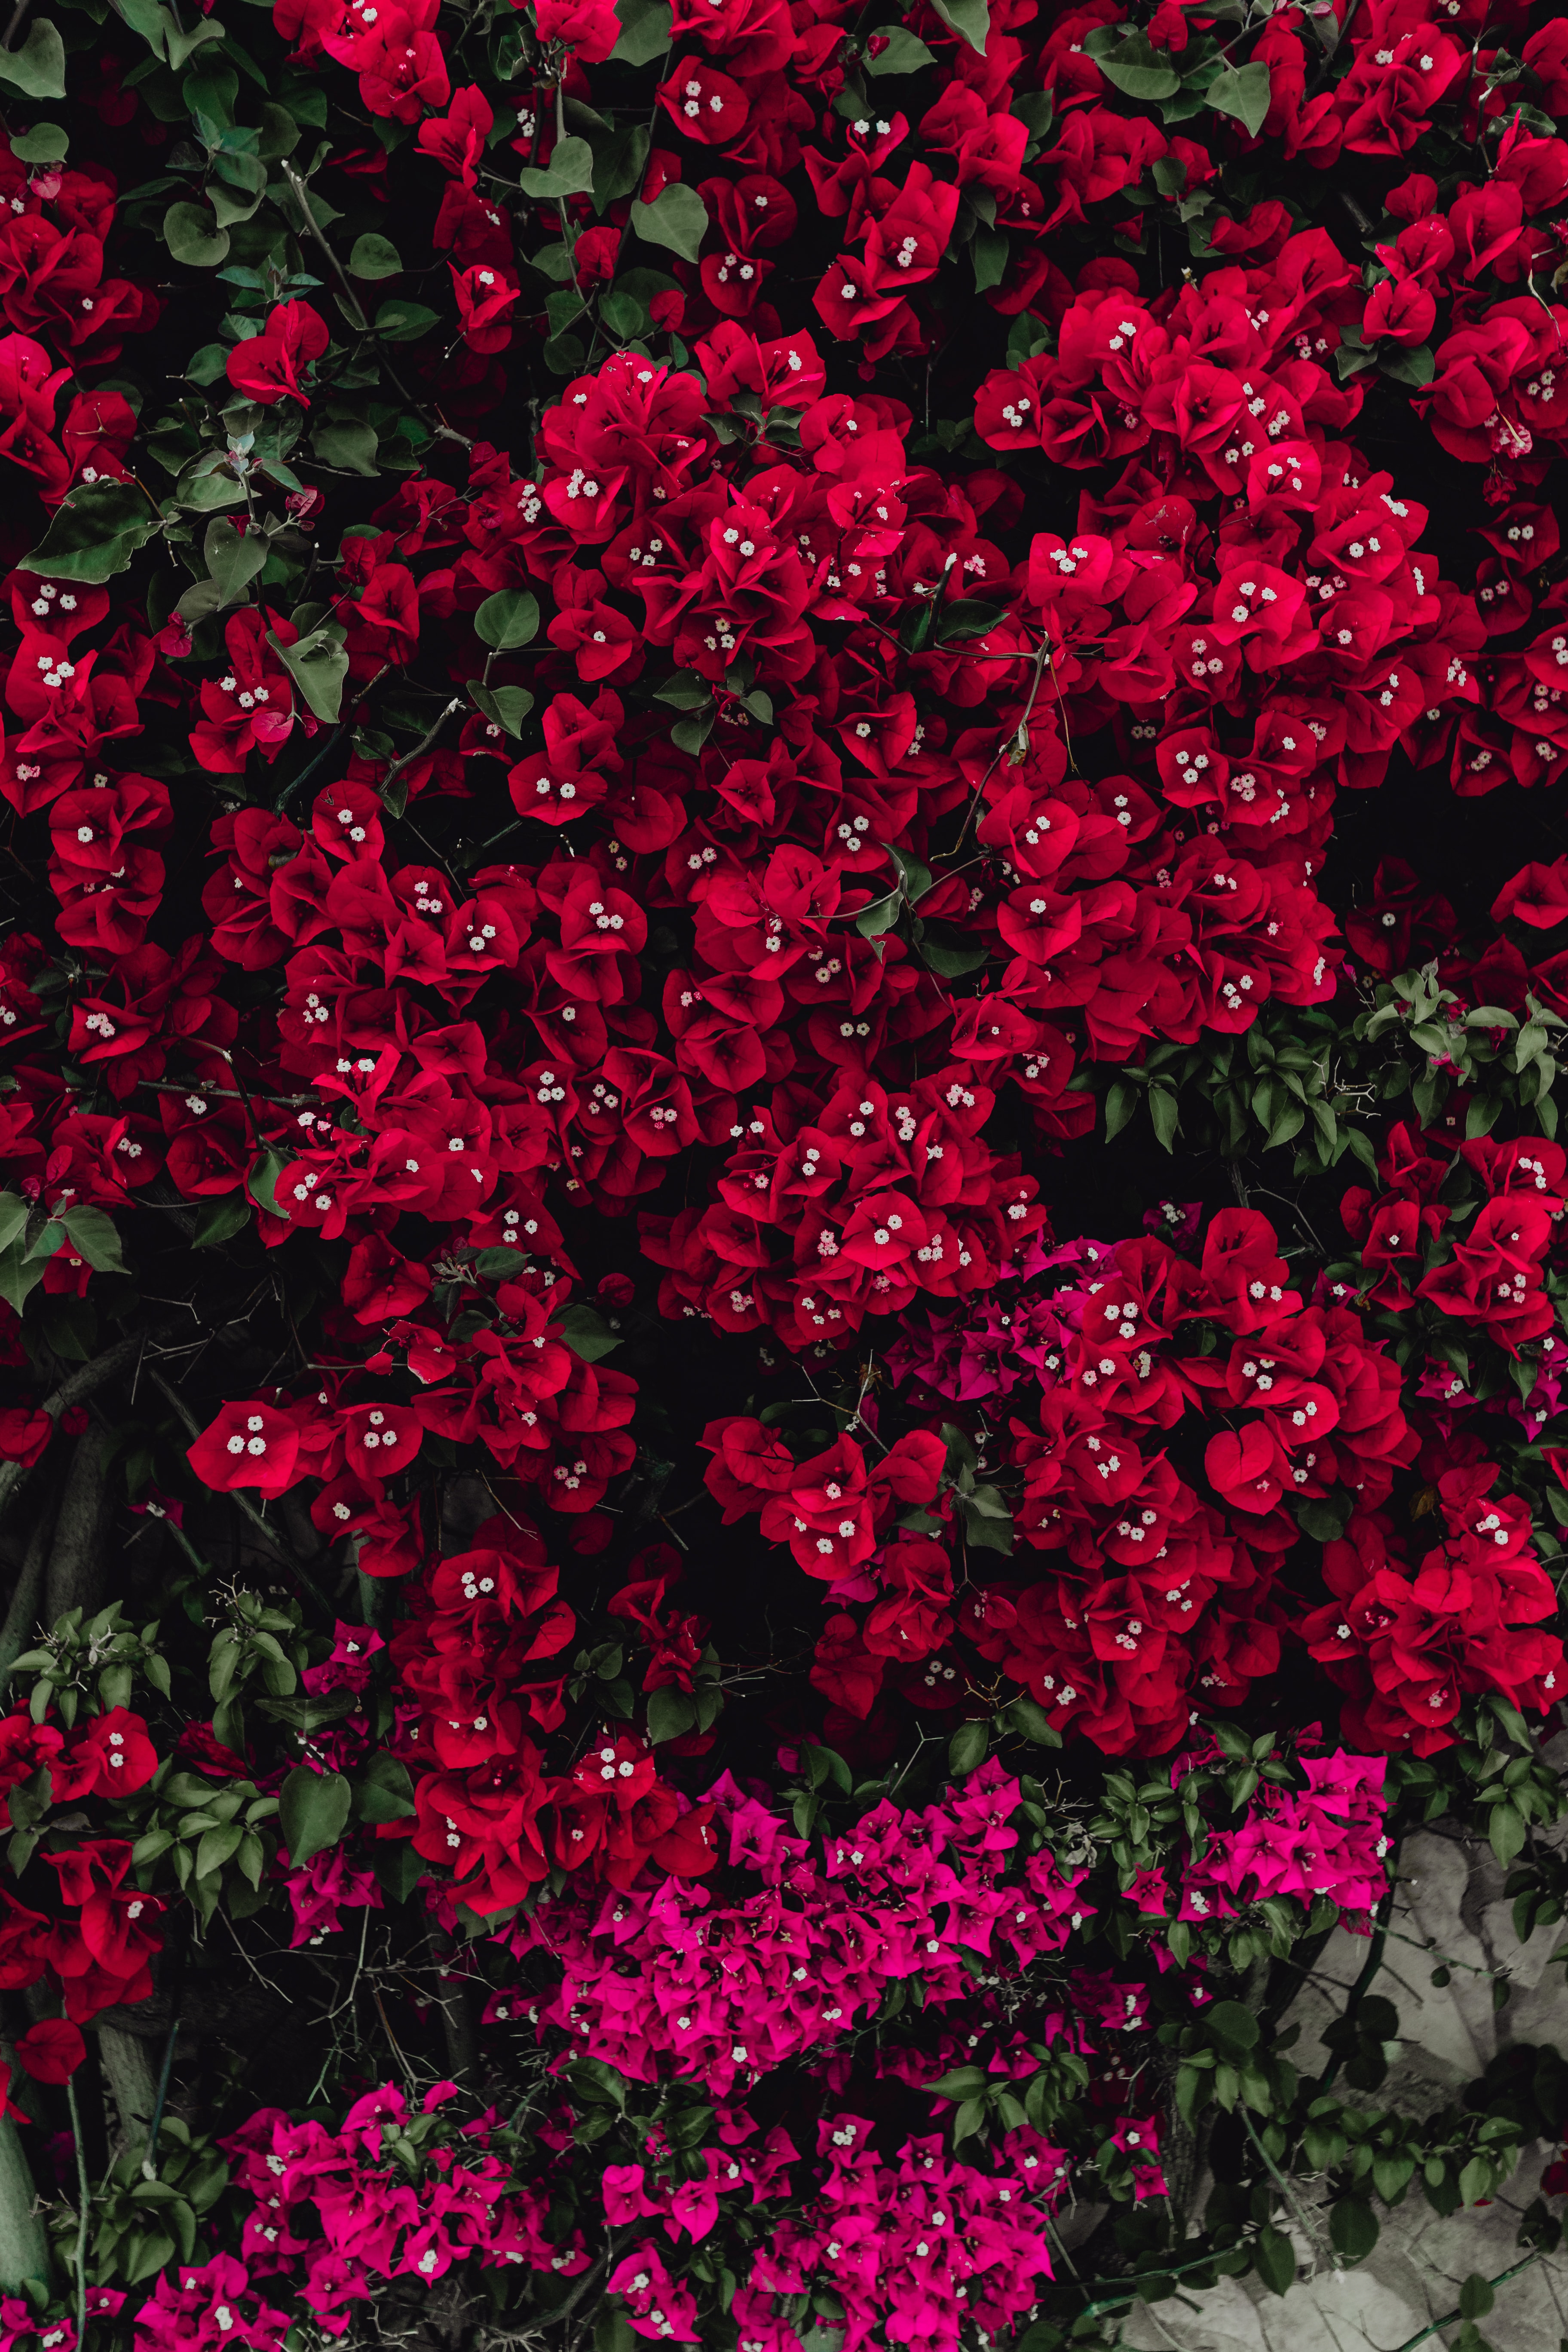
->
{"left": 278, "top": 1766, "right": 352, "bottom": 1868}
{"left": 1208, "top": 58, "right": 1271, "bottom": 137}
{"left": 256, "top": 102, "right": 302, "bottom": 162}
{"left": 194, "top": 1820, "right": 244, "bottom": 1878}
{"left": 1206, "top": 2000, "right": 1260, "bottom": 2054}
{"left": 467, "top": 680, "right": 534, "bottom": 740}
{"left": 971, "top": 225, "right": 1008, "bottom": 292}
{"left": 633, "top": 182, "right": 708, "bottom": 263}
{"left": 866, "top": 25, "right": 935, "bottom": 73}
{"left": 1459, "top": 2273, "right": 1496, "bottom": 2321}
{"left": 59, "top": 1205, "right": 125, "bottom": 1274}
{"left": 191, "top": 1194, "right": 251, "bottom": 1249}
{"left": 1083, "top": 25, "right": 1177, "bottom": 98}
{"left": 594, "top": 2307, "right": 638, "bottom": 2352}
{"left": 653, "top": 671, "right": 711, "bottom": 710}
{"left": 1380, "top": 342, "right": 1436, "bottom": 389}
{"left": 474, "top": 589, "right": 540, "bottom": 651}
{"left": 996, "top": 1695, "right": 1061, "bottom": 1746}
{"left": 1329, "top": 2197, "right": 1380, "bottom": 2263}
{"left": 948, "top": 1719, "right": 988, "bottom": 1777}
{"left": 268, "top": 624, "right": 348, "bottom": 723}
{"left": 1489, "top": 1801, "right": 1527, "bottom": 1868}
{"left": 591, "top": 122, "right": 651, "bottom": 214}
{"left": 372, "top": 298, "right": 441, "bottom": 343}
{"left": 175, "top": 514, "right": 267, "bottom": 620}
{"left": 925, "top": 2066, "right": 989, "bottom": 2101}
{"left": 917, "top": 924, "right": 988, "bottom": 979}
{"left": 1297, "top": 1492, "right": 1352, "bottom": 1543}
{"left": 610, "top": 0, "right": 671, "bottom": 65}
{"left": 598, "top": 290, "right": 648, "bottom": 340}
{"left": 519, "top": 134, "right": 597, "bottom": 200}
{"left": 9, "top": 121, "right": 67, "bottom": 162}
{"left": 0, "top": 18, "right": 66, "bottom": 98}
{"left": 163, "top": 199, "right": 229, "bottom": 267}
{"left": 18, "top": 480, "right": 162, "bottom": 584}
{"left": 558, "top": 1302, "right": 620, "bottom": 1363}
{"left": 1253, "top": 2223, "right": 1296, "bottom": 2297}
{"left": 934, "top": 598, "right": 1004, "bottom": 643}
{"left": 185, "top": 342, "right": 233, "bottom": 388}
{"left": 209, "top": 153, "right": 267, "bottom": 229}
{"left": 349, "top": 231, "right": 401, "bottom": 279}
{"left": 0, "top": 1238, "right": 48, "bottom": 1313}
{"left": 855, "top": 890, "right": 901, "bottom": 941}
{"left": 116, "top": 0, "right": 225, "bottom": 71}
{"left": 352, "top": 1754, "right": 416, "bottom": 1823}
{"left": 927, "top": 0, "right": 987, "bottom": 53}
{"left": 885, "top": 843, "right": 933, "bottom": 903}
{"left": 311, "top": 418, "right": 380, "bottom": 476}
{"left": 0, "top": 1195, "right": 28, "bottom": 1256}
{"left": 1457, "top": 2156, "right": 1491, "bottom": 2206}
{"left": 1104, "top": 1081, "right": 1137, "bottom": 1142}
{"left": 646, "top": 1687, "right": 697, "bottom": 1744}
{"left": 1148, "top": 1084, "right": 1180, "bottom": 1150}
{"left": 474, "top": 1248, "right": 530, "bottom": 1279}
{"left": 245, "top": 1148, "right": 288, "bottom": 1219}
{"left": 373, "top": 1840, "right": 426, "bottom": 1905}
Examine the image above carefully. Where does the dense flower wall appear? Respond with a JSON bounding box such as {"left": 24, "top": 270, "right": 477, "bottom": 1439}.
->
{"left": 0, "top": 0, "right": 1567, "bottom": 2346}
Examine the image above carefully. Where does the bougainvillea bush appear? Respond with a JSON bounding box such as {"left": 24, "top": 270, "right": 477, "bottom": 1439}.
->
{"left": 9, "top": 0, "right": 1568, "bottom": 2344}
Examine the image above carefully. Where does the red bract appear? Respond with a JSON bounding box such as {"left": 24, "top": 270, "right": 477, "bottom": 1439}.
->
{"left": 226, "top": 303, "right": 330, "bottom": 406}
{"left": 188, "top": 1401, "right": 303, "bottom": 1497}
{"left": 14, "top": 2017, "right": 85, "bottom": 2082}
{"left": 1303, "top": 1454, "right": 1566, "bottom": 1753}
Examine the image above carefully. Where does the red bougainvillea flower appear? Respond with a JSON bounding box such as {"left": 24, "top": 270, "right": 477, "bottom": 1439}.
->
{"left": 14, "top": 2018, "right": 86, "bottom": 2082}
{"left": 187, "top": 1401, "right": 303, "bottom": 1497}
{"left": 226, "top": 301, "right": 330, "bottom": 405}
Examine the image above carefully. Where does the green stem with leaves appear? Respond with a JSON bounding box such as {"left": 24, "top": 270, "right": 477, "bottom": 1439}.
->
{"left": 1390, "top": 2251, "right": 1542, "bottom": 2352}
{"left": 1317, "top": 1880, "right": 1396, "bottom": 2093}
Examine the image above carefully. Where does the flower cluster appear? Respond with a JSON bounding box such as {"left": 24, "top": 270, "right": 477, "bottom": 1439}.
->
{"left": 1305, "top": 1443, "right": 1566, "bottom": 1752}
{"left": 704, "top": 1208, "right": 1415, "bottom": 1754}
{"left": 508, "top": 1761, "right": 1094, "bottom": 2094}
{"left": 1180, "top": 1750, "right": 1390, "bottom": 1924}
{"left": 219, "top": 2082, "right": 588, "bottom": 2330}
{"left": 0, "top": 0, "right": 1566, "bottom": 2341}
{"left": 724, "top": 2116, "right": 1054, "bottom": 2352}
{"left": 390, "top": 1531, "right": 718, "bottom": 1901}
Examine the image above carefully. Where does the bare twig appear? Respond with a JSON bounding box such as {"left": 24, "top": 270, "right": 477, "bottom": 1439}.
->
{"left": 381, "top": 697, "right": 462, "bottom": 801}
{"left": 281, "top": 163, "right": 371, "bottom": 333}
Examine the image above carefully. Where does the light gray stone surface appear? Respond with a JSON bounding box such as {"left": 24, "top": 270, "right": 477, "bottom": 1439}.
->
{"left": 1119, "top": 1823, "right": 1568, "bottom": 2351}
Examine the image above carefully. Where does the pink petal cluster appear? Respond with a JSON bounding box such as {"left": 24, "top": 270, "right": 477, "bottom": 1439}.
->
{"left": 220, "top": 2082, "right": 588, "bottom": 2331}
{"left": 508, "top": 1762, "right": 1093, "bottom": 2094}
{"left": 1183, "top": 1753, "right": 1390, "bottom": 1922}
{"left": 744, "top": 2117, "right": 1054, "bottom": 2352}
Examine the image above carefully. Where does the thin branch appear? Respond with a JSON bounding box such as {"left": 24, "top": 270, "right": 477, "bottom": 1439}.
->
{"left": 381, "top": 697, "right": 463, "bottom": 800}
{"left": 65, "top": 2075, "right": 90, "bottom": 2343}
{"left": 281, "top": 163, "right": 371, "bottom": 333}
